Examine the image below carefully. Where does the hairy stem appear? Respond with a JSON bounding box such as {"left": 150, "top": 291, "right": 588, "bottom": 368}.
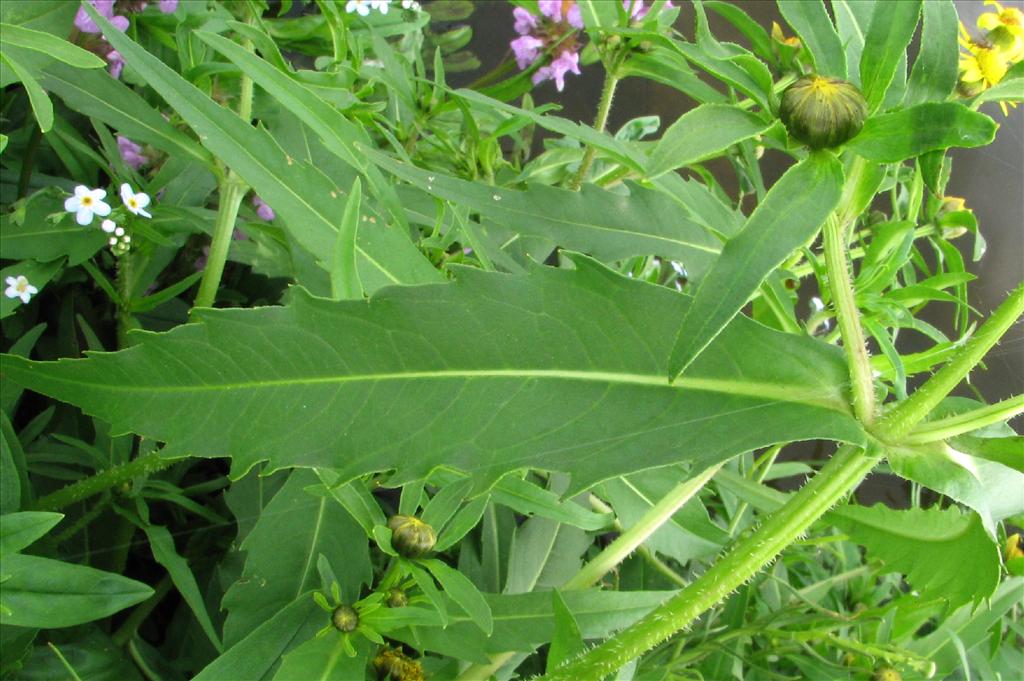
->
{"left": 570, "top": 69, "right": 619, "bottom": 191}
{"left": 539, "top": 445, "right": 879, "bottom": 681}
{"left": 193, "top": 27, "right": 254, "bottom": 311}
{"left": 823, "top": 213, "right": 876, "bottom": 425}
{"left": 903, "top": 393, "right": 1024, "bottom": 444}
{"left": 32, "top": 450, "right": 180, "bottom": 512}
{"left": 873, "top": 281, "right": 1024, "bottom": 442}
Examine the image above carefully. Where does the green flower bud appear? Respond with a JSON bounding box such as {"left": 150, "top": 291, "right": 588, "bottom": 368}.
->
{"left": 387, "top": 515, "right": 437, "bottom": 558}
{"left": 331, "top": 604, "right": 359, "bottom": 632}
{"left": 779, "top": 75, "right": 867, "bottom": 149}
{"left": 386, "top": 587, "right": 409, "bottom": 608}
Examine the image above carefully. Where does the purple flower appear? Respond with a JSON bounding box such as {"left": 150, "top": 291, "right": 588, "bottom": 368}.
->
{"left": 566, "top": 4, "right": 583, "bottom": 29}
{"left": 512, "top": 6, "right": 538, "bottom": 35}
{"left": 253, "top": 195, "right": 275, "bottom": 221}
{"left": 117, "top": 135, "right": 148, "bottom": 170}
{"left": 624, "top": 0, "right": 674, "bottom": 21}
{"left": 106, "top": 50, "right": 125, "bottom": 79}
{"left": 532, "top": 50, "right": 580, "bottom": 91}
{"left": 159, "top": 0, "right": 178, "bottom": 12}
{"left": 511, "top": 35, "right": 545, "bottom": 70}
{"left": 74, "top": 0, "right": 129, "bottom": 33}
{"left": 537, "top": 0, "right": 562, "bottom": 22}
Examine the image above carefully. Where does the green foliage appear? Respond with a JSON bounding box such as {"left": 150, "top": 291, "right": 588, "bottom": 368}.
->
{"left": 0, "top": 0, "right": 1020, "bottom": 679}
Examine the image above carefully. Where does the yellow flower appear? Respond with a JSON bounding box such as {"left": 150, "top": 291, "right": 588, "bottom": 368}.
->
{"left": 959, "top": 23, "right": 1016, "bottom": 114}
{"left": 1007, "top": 533, "right": 1024, "bottom": 561}
{"left": 978, "top": 0, "right": 1024, "bottom": 60}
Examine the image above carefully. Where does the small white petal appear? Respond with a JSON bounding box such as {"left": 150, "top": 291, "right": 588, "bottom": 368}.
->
{"left": 75, "top": 207, "right": 95, "bottom": 225}
{"left": 102, "top": 219, "right": 117, "bottom": 233}
{"left": 4, "top": 276, "right": 16, "bottom": 287}
{"left": 74, "top": 185, "right": 91, "bottom": 198}
{"left": 115, "top": 227, "right": 125, "bottom": 236}
{"left": 65, "top": 195, "right": 81, "bottom": 212}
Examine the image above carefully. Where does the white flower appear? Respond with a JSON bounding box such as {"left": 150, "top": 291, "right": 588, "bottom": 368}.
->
{"left": 64, "top": 185, "right": 112, "bottom": 226}
{"left": 4, "top": 275, "right": 38, "bottom": 304}
{"left": 370, "top": 0, "right": 391, "bottom": 13}
{"left": 401, "top": 0, "right": 419, "bottom": 9}
{"left": 120, "top": 183, "right": 152, "bottom": 218}
{"left": 346, "top": 0, "right": 371, "bottom": 15}
{"left": 101, "top": 219, "right": 117, "bottom": 233}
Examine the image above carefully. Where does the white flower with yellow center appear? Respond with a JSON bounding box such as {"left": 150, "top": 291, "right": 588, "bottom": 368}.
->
{"left": 346, "top": 0, "right": 371, "bottom": 16}
{"left": 4, "top": 275, "right": 38, "bottom": 304}
{"left": 64, "top": 185, "right": 112, "bottom": 226}
{"left": 120, "top": 183, "right": 152, "bottom": 218}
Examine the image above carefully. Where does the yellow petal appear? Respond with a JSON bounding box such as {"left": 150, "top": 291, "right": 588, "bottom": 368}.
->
{"left": 978, "top": 13, "right": 1001, "bottom": 31}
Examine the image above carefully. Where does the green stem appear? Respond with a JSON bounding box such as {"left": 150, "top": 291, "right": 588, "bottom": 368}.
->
{"left": 17, "top": 122, "right": 43, "bottom": 199}
{"left": 903, "top": 393, "right": 1024, "bottom": 444}
{"left": 587, "top": 495, "right": 688, "bottom": 588}
{"left": 570, "top": 69, "right": 620, "bottom": 191}
{"left": 873, "top": 281, "right": 1024, "bottom": 443}
{"left": 539, "top": 445, "right": 879, "bottom": 681}
{"left": 32, "top": 450, "right": 180, "bottom": 512}
{"left": 564, "top": 463, "right": 721, "bottom": 590}
{"left": 823, "top": 213, "right": 876, "bottom": 425}
{"left": 111, "top": 576, "right": 173, "bottom": 647}
{"left": 115, "top": 255, "right": 136, "bottom": 349}
{"left": 193, "top": 28, "right": 254, "bottom": 311}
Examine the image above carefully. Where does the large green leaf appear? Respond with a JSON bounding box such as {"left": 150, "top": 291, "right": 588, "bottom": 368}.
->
{"left": 903, "top": 0, "right": 959, "bottom": 106}
{"left": 847, "top": 103, "right": 997, "bottom": 162}
{"left": 88, "top": 8, "right": 439, "bottom": 291}
{"left": 222, "top": 470, "right": 370, "bottom": 647}
{"left": 647, "top": 104, "right": 773, "bottom": 179}
{"left": 830, "top": 505, "right": 1000, "bottom": 612}
{"left": 667, "top": 152, "right": 844, "bottom": 378}
{"left": 778, "top": 0, "right": 846, "bottom": 79}
{"left": 858, "top": 0, "right": 921, "bottom": 112}
{"left": 0, "top": 189, "right": 107, "bottom": 266}
{"left": 0, "top": 257, "right": 864, "bottom": 494}
{"left": 362, "top": 147, "right": 723, "bottom": 281}
{"left": 0, "top": 554, "right": 153, "bottom": 628}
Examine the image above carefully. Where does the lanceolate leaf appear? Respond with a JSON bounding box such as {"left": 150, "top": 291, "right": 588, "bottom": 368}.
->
{"left": 648, "top": 104, "right": 773, "bottom": 179}
{"left": 667, "top": 152, "right": 844, "bottom": 379}
{"left": 362, "top": 147, "right": 723, "bottom": 282}
{"left": 829, "top": 504, "right": 999, "bottom": 612}
{"left": 847, "top": 103, "right": 997, "bottom": 163}
{"left": 777, "top": 0, "right": 847, "bottom": 79}
{"left": 0, "top": 256, "right": 864, "bottom": 494}
{"left": 858, "top": 0, "right": 921, "bottom": 112}
{"left": 904, "top": 0, "right": 959, "bottom": 106}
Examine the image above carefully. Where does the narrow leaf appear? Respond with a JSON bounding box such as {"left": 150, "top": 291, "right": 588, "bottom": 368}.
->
{"left": 546, "top": 590, "right": 585, "bottom": 674}
{"left": 904, "top": 0, "right": 959, "bottom": 106}
{"left": 491, "top": 475, "right": 612, "bottom": 531}
{"left": 330, "top": 177, "right": 362, "bottom": 300}
{"left": 423, "top": 558, "right": 493, "bottom": 635}
{"left": 0, "top": 23, "right": 105, "bottom": 68}
{"left": 859, "top": 0, "right": 921, "bottom": 112}
{"left": 847, "top": 103, "right": 997, "bottom": 162}
{"left": 648, "top": 104, "right": 772, "bottom": 179}
{"left": 778, "top": 0, "right": 846, "bottom": 78}
{"left": 0, "top": 511, "right": 63, "bottom": 554}
{"left": 1, "top": 50, "right": 53, "bottom": 132}
{"left": 0, "top": 554, "right": 153, "bottom": 628}
{"left": 667, "top": 152, "right": 844, "bottom": 379}
{"left": 0, "top": 257, "right": 865, "bottom": 495}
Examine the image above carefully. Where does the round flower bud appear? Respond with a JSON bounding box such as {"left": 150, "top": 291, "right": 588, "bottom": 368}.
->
{"left": 779, "top": 75, "right": 867, "bottom": 149}
{"left": 387, "top": 515, "right": 437, "bottom": 558}
{"left": 872, "top": 667, "right": 902, "bottom": 681}
{"left": 331, "top": 604, "right": 359, "bottom": 632}
{"left": 386, "top": 587, "right": 409, "bottom": 608}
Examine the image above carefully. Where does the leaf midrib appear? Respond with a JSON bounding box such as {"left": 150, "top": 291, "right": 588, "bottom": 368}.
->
{"left": 17, "top": 365, "right": 846, "bottom": 411}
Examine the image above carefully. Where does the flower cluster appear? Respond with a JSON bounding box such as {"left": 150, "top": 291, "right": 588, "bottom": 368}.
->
{"left": 959, "top": 0, "right": 1023, "bottom": 115}
{"left": 73, "top": 0, "right": 178, "bottom": 79}
{"left": 511, "top": 1, "right": 584, "bottom": 92}
{"left": 345, "top": 0, "right": 420, "bottom": 17}
{"left": 64, "top": 182, "right": 153, "bottom": 255}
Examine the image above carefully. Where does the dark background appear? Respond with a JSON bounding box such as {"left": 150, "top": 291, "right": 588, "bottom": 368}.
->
{"left": 456, "top": 0, "right": 1023, "bottom": 406}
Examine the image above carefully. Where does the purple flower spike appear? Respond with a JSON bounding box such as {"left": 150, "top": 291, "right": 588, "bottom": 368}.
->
{"left": 159, "top": 0, "right": 178, "bottom": 12}
{"left": 74, "top": 1, "right": 128, "bottom": 33}
{"left": 253, "top": 195, "right": 276, "bottom": 221}
{"left": 117, "top": 135, "right": 149, "bottom": 170}
{"left": 537, "top": 0, "right": 562, "bottom": 22}
{"left": 512, "top": 7, "right": 538, "bottom": 35}
{"left": 511, "top": 35, "right": 545, "bottom": 70}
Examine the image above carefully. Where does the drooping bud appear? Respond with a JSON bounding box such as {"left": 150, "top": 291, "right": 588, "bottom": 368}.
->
{"left": 779, "top": 75, "right": 868, "bottom": 149}
{"left": 387, "top": 515, "right": 437, "bottom": 558}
